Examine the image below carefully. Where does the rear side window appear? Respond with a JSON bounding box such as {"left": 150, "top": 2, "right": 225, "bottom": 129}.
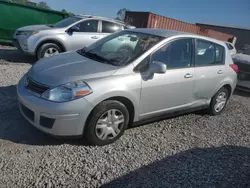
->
{"left": 195, "top": 39, "right": 224, "bottom": 66}
{"left": 102, "top": 21, "right": 123, "bottom": 33}
{"left": 215, "top": 44, "right": 224, "bottom": 64}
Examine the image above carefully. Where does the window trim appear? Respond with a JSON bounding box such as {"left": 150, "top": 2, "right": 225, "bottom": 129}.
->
{"left": 194, "top": 38, "right": 225, "bottom": 67}
{"left": 135, "top": 37, "right": 195, "bottom": 72}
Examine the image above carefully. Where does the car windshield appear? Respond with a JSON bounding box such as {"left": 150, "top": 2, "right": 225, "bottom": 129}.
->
{"left": 77, "top": 31, "right": 164, "bottom": 66}
{"left": 243, "top": 48, "right": 250, "bottom": 55}
{"left": 54, "top": 17, "right": 82, "bottom": 28}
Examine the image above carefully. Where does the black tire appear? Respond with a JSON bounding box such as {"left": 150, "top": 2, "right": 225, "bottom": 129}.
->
{"left": 84, "top": 100, "right": 129, "bottom": 146}
{"left": 36, "top": 43, "right": 62, "bottom": 60}
{"left": 209, "top": 87, "right": 229, "bottom": 115}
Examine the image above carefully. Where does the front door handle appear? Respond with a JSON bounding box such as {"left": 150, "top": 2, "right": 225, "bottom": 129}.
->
{"left": 217, "top": 70, "right": 223, "bottom": 74}
{"left": 184, "top": 73, "right": 193, "bottom": 78}
{"left": 91, "top": 36, "right": 99, "bottom": 39}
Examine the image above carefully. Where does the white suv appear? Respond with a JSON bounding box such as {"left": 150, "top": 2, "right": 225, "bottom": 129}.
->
{"left": 13, "top": 15, "right": 134, "bottom": 59}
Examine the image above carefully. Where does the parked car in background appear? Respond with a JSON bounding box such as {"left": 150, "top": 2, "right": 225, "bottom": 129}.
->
{"left": 17, "top": 29, "right": 237, "bottom": 145}
{"left": 13, "top": 15, "right": 135, "bottom": 59}
{"left": 233, "top": 48, "right": 250, "bottom": 92}
{"left": 225, "top": 42, "right": 237, "bottom": 55}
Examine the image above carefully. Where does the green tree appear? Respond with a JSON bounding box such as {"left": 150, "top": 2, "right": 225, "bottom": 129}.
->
{"left": 61, "top": 9, "right": 75, "bottom": 16}
{"left": 61, "top": 9, "right": 67, "bottom": 14}
{"left": 8, "top": 0, "right": 29, "bottom": 4}
{"left": 117, "top": 8, "right": 129, "bottom": 21}
{"left": 37, "top": 1, "right": 50, "bottom": 9}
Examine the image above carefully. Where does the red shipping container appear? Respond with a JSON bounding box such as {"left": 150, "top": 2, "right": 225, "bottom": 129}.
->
{"left": 125, "top": 11, "right": 234, "bottom": 41}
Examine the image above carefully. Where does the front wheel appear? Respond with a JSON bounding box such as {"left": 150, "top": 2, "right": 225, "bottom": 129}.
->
{"left": 37, "top": 43, "right": 62, "bottom": 60}
{"left": 209, "top": 87, "right": 229, "bottom": 115}
{"left": 84, "top": 100, "right": 129, "bottom": 146}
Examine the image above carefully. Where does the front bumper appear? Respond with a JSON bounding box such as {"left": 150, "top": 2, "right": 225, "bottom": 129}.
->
{"left": 12, "top": 37, "right": 35, "bottom": 55}
{"left": 17, "top": 76, "right": 94, "bottom": 137}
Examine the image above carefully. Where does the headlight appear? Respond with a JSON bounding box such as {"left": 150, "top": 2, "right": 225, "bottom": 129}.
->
{"left": 41, "top": 80, "right": 92, "bottom": 102}
{"left": 17, "top": 31, "right": 39, "bottom": 37}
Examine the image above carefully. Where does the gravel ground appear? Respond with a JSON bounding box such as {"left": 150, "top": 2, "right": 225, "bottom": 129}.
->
{"left": 0, "top": 45, "right": 250, "bottom": 188}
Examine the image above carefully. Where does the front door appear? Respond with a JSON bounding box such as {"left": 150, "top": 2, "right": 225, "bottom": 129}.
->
{"left": 140, "top": 38, "right": 195, "bottom": 119}
{"left": 194, "top": 39, "right": 227, "bottom": 100}
{"left": 67, "top": 20, "right": 100, "bottom": 51}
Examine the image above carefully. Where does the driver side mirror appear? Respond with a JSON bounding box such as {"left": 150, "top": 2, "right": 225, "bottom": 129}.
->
{"left": 145, "top": 61, "right": 167, "bottom": 80}
{"left": 68, "top": 25, "right": 80, "bottom": 33}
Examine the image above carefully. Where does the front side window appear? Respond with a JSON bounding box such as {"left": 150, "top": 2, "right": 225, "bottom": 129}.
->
{"left": 102, "top": 21, "right": 123, "bottom": 33}
{"left": 151, "top": 38, "right": 193, "bottom": 69}
{"left": 76, "top": 20, "right": 98, "bottom": 32}
{"left": 77, "top": 31, "right": 163, "bottom": 66}
{"left": 196, "top": 39, "right": 224, "bottom": 66}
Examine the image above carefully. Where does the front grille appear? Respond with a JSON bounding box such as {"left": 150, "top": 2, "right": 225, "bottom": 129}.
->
{"left": 20, "top": 103, "right": 34, "bottom": 122}
{"left": 25, "top": 77, "right": 49, "bottom": 95}
{"left": 40, "top": 116, "right": 55, "bottom": 129}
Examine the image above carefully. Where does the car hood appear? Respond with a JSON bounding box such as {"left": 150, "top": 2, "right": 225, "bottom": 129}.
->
{"left": 28, "top": 51, "right": 118, "bottom": 86}
{"left": 18, "top": 25, "right": 54, "bottom": 31}
{"left": 232, "top": 54, "right": 250, "bottom": 65}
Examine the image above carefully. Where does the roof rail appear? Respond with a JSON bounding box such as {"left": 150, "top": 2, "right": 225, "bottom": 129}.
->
{"left": 77, "top": 14, "right": 125, "bottom": 24}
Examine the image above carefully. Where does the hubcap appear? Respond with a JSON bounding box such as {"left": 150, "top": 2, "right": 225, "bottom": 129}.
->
{"left": 95, "top": 109, "right": 125, "bottom": 140}
{"left": 44, "top": 48, "right": 59, "bottom": 57}
{"left": 214, "top": 92, "right": 227, "bottom": 112}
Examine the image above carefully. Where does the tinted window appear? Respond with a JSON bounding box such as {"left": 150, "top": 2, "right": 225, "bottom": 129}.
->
{"left": 226, "top": 43, "right": 234, "bottom": 50}
{"left": 215, "top": 44, "right": 224, "bottom": 64}
{"left": 151, "top": 39, "right": 193, "bottom": 69}
{"left": 243, "top": 48, "right": 250, "bottom": 55}
{"left": 196, "top": 39, "right": 224, "bottom": 66}
{"left": 102, "top": 21, "right": 123, "bottom": 33}
{"left": 77, "top": 20, "right": 98, "bottom": 32}
{"left": 54, "top": 17, "right": 81, "bottom": 28}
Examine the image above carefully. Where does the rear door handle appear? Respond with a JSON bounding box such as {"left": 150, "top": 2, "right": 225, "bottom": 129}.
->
{"left": 91, "top": 36, "right": 99, "bottom": 39}
{"left": 184, "top": 73, "right": 193, "bottom": 78}
{"left": 217, "top": 70, "right": 223, "bottom": 74}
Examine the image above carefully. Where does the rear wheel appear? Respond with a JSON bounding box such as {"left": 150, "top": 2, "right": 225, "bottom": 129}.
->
{"left": 85, "top": 100, "right": 129, "bottom": 146}
{"left": 209, "top": 87, "right": 229, "bottom": 115}
{"left": 37, "top": 43, "right": 62, "bottom": 60}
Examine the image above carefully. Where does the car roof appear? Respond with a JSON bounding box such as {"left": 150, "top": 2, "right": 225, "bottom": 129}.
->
{"left": 127, "top": 28, "right": 227, "bottom": 46}
{"left": 75, "top": 15, "right": 125, "bottom": 25}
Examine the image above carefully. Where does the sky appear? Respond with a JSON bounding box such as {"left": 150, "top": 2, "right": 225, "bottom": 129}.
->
{"left": 32, "top": 0, "right": 250, "bottom": 28}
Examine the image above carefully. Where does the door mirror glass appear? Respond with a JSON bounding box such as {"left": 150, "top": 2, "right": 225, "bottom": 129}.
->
{"left": 68, "top": 25, "right": 80, "bottom": 33}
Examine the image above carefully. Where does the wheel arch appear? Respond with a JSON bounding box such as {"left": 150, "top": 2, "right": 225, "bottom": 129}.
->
{"left": 35, "top": 39, "right": 67, "bottom": 55}
{"left": 214, "top": 82, "right": 233, "bottom": 99}
{"left": 85, "top": 95, "right": 136, "bottom": 133}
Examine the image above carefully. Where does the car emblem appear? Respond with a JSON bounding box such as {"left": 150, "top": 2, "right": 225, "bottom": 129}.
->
{"left": 24, "top": 77, "right": 29, "bottom": 87}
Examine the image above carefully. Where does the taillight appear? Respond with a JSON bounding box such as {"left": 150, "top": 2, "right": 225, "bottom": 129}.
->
{"left": 229, "top": 64, "right": 238, "bottom": 73}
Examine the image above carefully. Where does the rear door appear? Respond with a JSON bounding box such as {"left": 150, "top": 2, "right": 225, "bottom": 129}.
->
{"left": 99, "top": 21, "right": 123, "bottom": 39}
{"left": 67, "top": 19, "right": 100, "bottom": 50}
{"left": 194, "top": 39, "right": 226, "bottom": 101}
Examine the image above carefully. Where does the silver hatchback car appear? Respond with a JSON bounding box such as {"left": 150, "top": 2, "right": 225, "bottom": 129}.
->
{"left": 13, "top": 15, "right": 134, "bottom": 59}
{"left": 17, "top": 29, "right": 238, "bottom": 145}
